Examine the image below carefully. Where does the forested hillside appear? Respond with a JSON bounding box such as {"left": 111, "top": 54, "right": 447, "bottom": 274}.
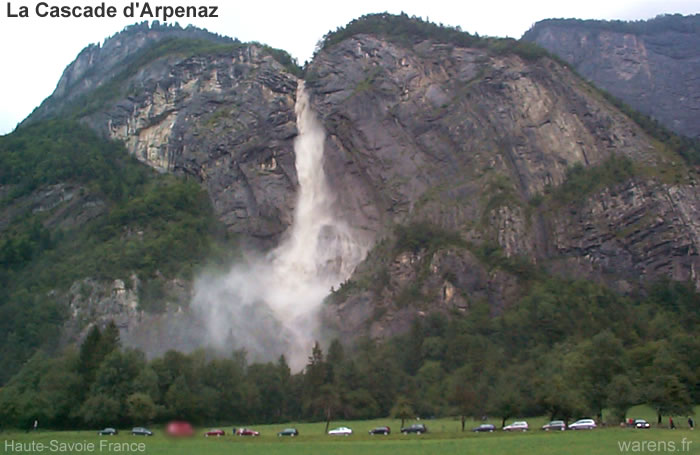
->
{"left": 0, "top": 120, "right": 234, "bottom": 383}
{"left": 0, "top": 14, "right": 698, "bottom": 428}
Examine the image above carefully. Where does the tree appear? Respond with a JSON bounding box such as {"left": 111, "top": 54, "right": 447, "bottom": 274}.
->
{"left": 78, "top": 325, "right": 103, "bottom": 386}
{"left": 391, "top": 396, "right": 415, "bottom": 428}
{"left": 490, "top": 379, "right": 523, "bottom": 429}
{"left": 573, "top": 331, "right": 627, "bottom": 421}
{"left": 646, "top": 375, "right": 692, "bottom": 425}
{"left": 92, "top": 349, "right": 145, "bottom": 403}
{"left": 126, "top": 393, "right": 157, "bottom": 424}
{"left": 326, "top": 339, "right": 345, "bottom": 383}
{"left": 451, "top": 381, "right": 476, "bottom": 432}
{"left": 80, "top": 395, "right": 121, "bottom": 428}
{"left": 606, "top": 375, "right": 636, "bottom": 423}
{"left": 131, "top": 366, "right": 160, "bottom": 401}
{"left": 99, "top": 321, "right": 120, "bottom": 358}
{"left": 164, "top": 376, "right": 197, "bottom": 420}
{"left": 38, "top": 357, "right": 83, "bottom": 428}
{"left": 315, "top": 384, "right": 341, "bottom": 434}
{"left": 538, "top": 374, "right": 586, "bottom": 425}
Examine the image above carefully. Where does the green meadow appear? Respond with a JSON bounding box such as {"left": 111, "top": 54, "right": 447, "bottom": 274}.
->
{"left": 2, "top": 406, "right": 696, "bottom": 455}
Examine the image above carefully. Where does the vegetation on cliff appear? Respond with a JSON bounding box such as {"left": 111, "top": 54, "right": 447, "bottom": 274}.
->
{"left": 0, "top": 277, "right": 695, "bottom": 429}
{"left": 317, "top": 13, "right": 551, "bottom": 62}
{"left": 0, "top": 120, "right": 234, "bottom": 383}
{"left": 523, "top": 14, "right": 700, "bottom": 38}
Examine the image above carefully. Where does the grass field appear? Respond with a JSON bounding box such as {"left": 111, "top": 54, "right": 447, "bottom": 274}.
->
{"left": 1, "top": 406, "right": 696, "bottom": 454}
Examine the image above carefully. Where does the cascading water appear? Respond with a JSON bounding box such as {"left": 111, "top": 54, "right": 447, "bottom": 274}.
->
{"left": 192, "top": 81, "right": 366, "bottom": 370}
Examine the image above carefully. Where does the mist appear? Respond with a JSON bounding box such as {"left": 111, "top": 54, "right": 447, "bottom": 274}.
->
{"left": 190, "top": 82, "right": 367, "bottom": 370}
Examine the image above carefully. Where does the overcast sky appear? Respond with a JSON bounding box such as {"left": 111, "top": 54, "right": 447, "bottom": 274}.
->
{"left": 0, "top": 0, "right": 698, "bottom": 134}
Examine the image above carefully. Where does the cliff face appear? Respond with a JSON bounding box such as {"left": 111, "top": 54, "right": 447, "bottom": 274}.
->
{"left": 10, "top": 17, "right": 700, "bottom": 354}
{"left": 306, "top": 32, "right": 700, "bottom": 340}
{"left": 27, "top": 23, "right": 301, "bottom": 244}
{"left": 522, "top": 15, "right": 700, "bottom": 138}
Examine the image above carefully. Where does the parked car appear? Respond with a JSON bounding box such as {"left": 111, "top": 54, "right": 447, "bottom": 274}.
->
{"left": 131, "top": 427, "right": 153, "bottom": 436}
{"left": 503, "top": 421, "right": 529, "bottom": 432}
{"left": 205, "top": 429, "right": 225, "bottom": 437}
{"left": 98, "top": 428, "right": 117, "bottom": 436}
{"left": 472, "top": 424, "right": 495, "bottom": 433}
{"left": 236, "top": 428, "right": 260, "bottom": 436}
{"left": 542, "top": 420, "right": 567, "bottom": 431}
{"left": 277, "top": 428, "right": 298, "bottom": 437}
{"left": 328, "top": 426, "right": 353, "bottom": 436}
{"left": 401, "top": 423, "right": 427, "bottom": 434}
{"left": 166, "top": 421, "right": 193, "bottom": 437}
{"left": 369, "top": 426, "right": 391, "bottom": 435}
{"left": 569, "top": 419, "right": 597, "bottom": 430}
{"left": 634, "top": 419, "right": 651, "bottom": 429}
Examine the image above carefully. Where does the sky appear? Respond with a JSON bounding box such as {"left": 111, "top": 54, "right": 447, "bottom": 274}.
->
{"left": 0, "top": 0, "right": 698, "bottom": 134}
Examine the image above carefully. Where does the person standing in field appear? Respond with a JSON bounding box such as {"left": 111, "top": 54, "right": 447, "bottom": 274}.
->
{"left": 689, "top": 416, "right": 695, "bottom": 430}
{"left": 669, "top": 417, "right": 676, "bottom": 429}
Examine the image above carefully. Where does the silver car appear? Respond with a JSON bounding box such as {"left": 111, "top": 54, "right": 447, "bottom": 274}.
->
{"left": 569, "top": 419, "right": 597, "bottom": 430}
{"left": 503, "top": 421, "right": 529, "bottom": 432}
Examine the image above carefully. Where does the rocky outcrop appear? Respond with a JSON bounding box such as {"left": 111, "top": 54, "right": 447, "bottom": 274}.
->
{"left": 522, "top": 15, "right": 700, "bottom": 138}
{"left": 14, "top": 17, "right": 700, "bottom": 348}
{"left": 550, "top": 180, "right": 700, "bottom": 286}
{"left": 308, "top": 30, "right": 700, "bottom": 340}
{"left": 27, "top": 23, "right": 301, "bottom": 244}
{"left": 0, "top": 184, "right": 105, "bottom": 232}
{"left": 61, "top": 275, "right": 206, "bottom": 357}
{"left": 26, "top": 22, "right": 233, "bottom": 123}
{"left": 308, "top": 34, "right": 661, "bottom": 235}
{"left": 92, "top": 46, "right": 300, "bottom": 243}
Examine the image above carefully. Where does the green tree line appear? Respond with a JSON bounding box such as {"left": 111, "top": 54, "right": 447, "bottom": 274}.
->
{"left": 0, "top": 278, "right": 696, "bottom": 430}
{"left": 0, "top": 120, "right": 235, "bottom": 384}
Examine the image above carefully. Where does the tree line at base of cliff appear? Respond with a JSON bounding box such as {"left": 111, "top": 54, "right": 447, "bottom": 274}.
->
{"left": 0, "top": 278, "right": 696, "bottom": 430}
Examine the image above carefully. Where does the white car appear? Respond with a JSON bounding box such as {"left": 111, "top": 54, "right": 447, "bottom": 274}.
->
{"left": 569, "top": 419, "right": 597, "bottom": 430}
{"left": 328, "top": 426, "right": 353, "bottom": 436}
{"left": 503, "top": 421, "right": 529, "bottom": 432}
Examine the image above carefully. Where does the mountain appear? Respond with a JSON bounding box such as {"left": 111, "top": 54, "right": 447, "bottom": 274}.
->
{"left": 304, "top": 14, "right": 700, "bottom": 340}
{"left": 24, "top": 21, "right": 301, "bottom": 244}
{"left": 2, "top": 14, "right": 700, "bottom": 382}
{"left": 0, "top": 22, "right": 302, "bottom": 380}
{"left": 522, "top": 14, "right": 700, "bottom": 139}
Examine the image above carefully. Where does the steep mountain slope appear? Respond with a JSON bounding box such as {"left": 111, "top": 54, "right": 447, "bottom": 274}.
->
{"left": 304, "top": 14, "right": 700, "bottom": 339}
{"left": 26, "top": 21, "right": 302, "bottom": 244}
{"left": 522, "top": 14, "right": 700, "bottom": 139}
{"left": 1, "top": 22, "right": 302, "bottom": 381}
{"left": 3, "top": 14, "right": 700, "bottom": 382}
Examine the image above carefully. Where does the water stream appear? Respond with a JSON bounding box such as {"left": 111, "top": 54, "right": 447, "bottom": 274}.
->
{"left": 191, "top": 81, "right": 366, "bottom": 370}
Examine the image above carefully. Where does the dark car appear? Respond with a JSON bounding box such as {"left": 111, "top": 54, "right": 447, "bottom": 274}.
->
{"left": 131, "top": 427, "right": 153, "bottom": 436}
{"left": 542, "top": 420, "right": 567, "bottom": 431}
{"left": 369, "top": 426, "right": 391, "bottom": 435}
{"left": 401, "top": 423, "right": 427, "bottom": 434}
{"left": 634, "top": 419, "right": 651, "bottom": 429}
{"left": 236, "top": 428, "right": 260, "bottom": 436}
{"left": 166, "top": 421, "right": 194, "bottom": 437}
{"left": 472, "top": 424, "right": 495, "bottom": 433}
{"left": 98, "top": 428, "right": 117, "bottom": 436}
{"left": 205, "top": 429, "right": 225, "bottom": 437}
{"left": 277, "top": 428, "right": 299, "bottom": 437}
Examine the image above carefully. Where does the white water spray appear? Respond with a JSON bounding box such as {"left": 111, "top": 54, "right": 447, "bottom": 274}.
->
{"left": 192, "top": 82, "right": 366, "bottom": 370}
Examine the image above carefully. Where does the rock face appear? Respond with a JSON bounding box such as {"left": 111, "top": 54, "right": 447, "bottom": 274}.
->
{"left": 27, "top": 23, "right": 301, "bottom": 244}
{"left": 16, "top": 17, "right": 700, "bottom": 349}
{"left": 522, "top": 15, "right": 700, "bottom": 138}
{"left": 0, "top": 184, "right": 105, "bottom": 232}
{"left": 307, "top": 30, "right": 700, "bottom": 340}
{"left": 62, "top": 276, "right": 206, "bottom": 357}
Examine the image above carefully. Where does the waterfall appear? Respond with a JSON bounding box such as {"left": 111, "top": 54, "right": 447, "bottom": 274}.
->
{"left": 191, "top": 81, "right": 366, "bottom": 370}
